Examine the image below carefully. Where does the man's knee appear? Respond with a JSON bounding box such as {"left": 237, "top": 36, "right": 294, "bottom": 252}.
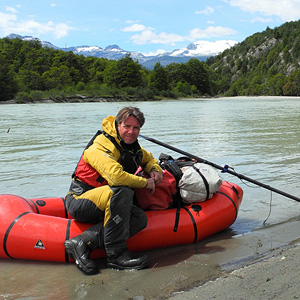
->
{"left": 110, "top": 186, "right": 134, "bottom": 207}
{"left": 111, "top": 186, "right": 134, "bottom": 197}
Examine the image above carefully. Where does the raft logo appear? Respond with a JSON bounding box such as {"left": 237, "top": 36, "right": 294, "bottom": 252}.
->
{"left": 36, "top": 200, "right": 46, "bottom": 207}
{"left": 34, "top": 239, "right": 45, "bottom": 249}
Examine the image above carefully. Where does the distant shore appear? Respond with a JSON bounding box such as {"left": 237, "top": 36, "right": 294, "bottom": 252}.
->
{"left": 4, "top": 95, "right": 299, "bottom": 105}
{"left": 3, "top": 95, "right": 300, "bottom": 105}
{"left": 0, "top": 94, "right": 219, "bottom": 104}
{"left": 1, "top": 95, "right": 157, "bottom": 104}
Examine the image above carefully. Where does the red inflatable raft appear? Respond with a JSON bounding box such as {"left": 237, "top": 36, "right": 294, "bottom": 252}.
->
{"left": 0, "top": 181, "right": 243, "bottom": 262}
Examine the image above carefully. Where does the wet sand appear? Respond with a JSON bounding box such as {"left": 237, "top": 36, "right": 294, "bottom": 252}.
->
{"left": 1, "top": 216, "right": 300, "bottom": 300}
{"left": 168, "top": 217, "right": 300, "bottom": 300}
{"left": 168, "top": 242, "right": 300, "bottom": 300}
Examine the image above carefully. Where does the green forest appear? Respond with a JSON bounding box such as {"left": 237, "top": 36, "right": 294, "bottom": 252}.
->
{"left": 1, "top": 19, "right": 300, "bottom": 102}
{"left": 207, "top": 20, "right": 300, "bottom": 97}
{"left": 0, "top": 38, "right": 212, "bottom": 102}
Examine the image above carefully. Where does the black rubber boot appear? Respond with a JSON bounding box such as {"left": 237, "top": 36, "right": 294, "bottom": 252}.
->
{"left": 64, "top": 235, "right": 98, "bottom": 275}
{"left": 64, "top": 223, "right": 104, "bottom": 275}
{"left": 106, "top": 247, "right": 150, "bottom": 270}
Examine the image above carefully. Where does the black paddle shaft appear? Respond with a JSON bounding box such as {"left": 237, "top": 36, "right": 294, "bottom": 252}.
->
{"left": 139, "top": 134, "right": 300, "bottom": 203}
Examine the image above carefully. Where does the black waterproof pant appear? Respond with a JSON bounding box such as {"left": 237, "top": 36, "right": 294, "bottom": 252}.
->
{"left": 65, "top": 185, "right": 147, "bottom": 253}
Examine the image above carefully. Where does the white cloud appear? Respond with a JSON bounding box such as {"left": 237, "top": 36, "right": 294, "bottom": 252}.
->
{"left": 195, "top": 6, "right": 215, "bottom": 15}
{"left": 6, "top": 6, "right": 17, "bottom": 14}
{"left": 0, "top": 9, "right": 74, "bottom": 39}
{"left": 251, "top": 17, "right": 273, "bottom": 23}
{"left": 0, "top": 12, "right": 17, "bottom": 28}
{"left": 229, "top": 0, "right": 300, "bottom": 21}
{"left": 190, "top": 26, "right": 237, "bottom": 39}
{"left": 122, "top": 23, "right": 148, "bottom": 32}
{"left": 125, "top": 21, "right": 237, "bottom": 46}
{"left": 51, "top": 22, "right": 74, "bottom": 39}
{"left": 125, "top": 20, "right": 136, "bottom": 24}
{"left": 50, "top": 3, "right": 57, "bottom": 7}
{"left": 130, "top": 29, "right": 187, "bottom": 45}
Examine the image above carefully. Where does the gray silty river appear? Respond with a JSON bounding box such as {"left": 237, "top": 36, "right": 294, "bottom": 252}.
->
{"left": 1, "top": 96, "right": 300, "bottom": 231}
{"left": 0, "top": 96, "right": 300, "bottom": 299}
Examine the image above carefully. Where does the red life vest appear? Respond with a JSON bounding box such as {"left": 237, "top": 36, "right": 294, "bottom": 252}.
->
{"left": 74, "top": 155, "right": 108, "bottom": 188}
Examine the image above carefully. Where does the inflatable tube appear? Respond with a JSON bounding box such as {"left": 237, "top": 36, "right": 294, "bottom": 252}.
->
{"left": 0, "top": 181, "right": 243, "bottom": 262}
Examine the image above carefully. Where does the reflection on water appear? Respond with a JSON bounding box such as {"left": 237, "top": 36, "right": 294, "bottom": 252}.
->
{"left": 1, "top": 97, "right": 300, "bottom": 299}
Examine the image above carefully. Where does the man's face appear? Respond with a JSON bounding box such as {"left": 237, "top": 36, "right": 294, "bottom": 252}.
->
{"left": 117, "top": 116, "right": 141, "bottom": 144}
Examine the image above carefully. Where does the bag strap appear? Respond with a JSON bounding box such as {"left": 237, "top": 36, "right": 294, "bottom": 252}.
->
{"left": 192, "top": 165, "right": 210, "bottom": 201}
{"left": 159, "top": 153, "right": 210, "bottom": 232}
{"left": 102, "top": 132, "right": 124, "bottom": 154}
{"left": 172, "top": 192, "right": 182, "bottom": 232}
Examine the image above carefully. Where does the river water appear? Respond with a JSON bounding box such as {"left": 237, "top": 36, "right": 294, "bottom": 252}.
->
{"left": 1, "top": 96, "right": 300, "bottom": 299}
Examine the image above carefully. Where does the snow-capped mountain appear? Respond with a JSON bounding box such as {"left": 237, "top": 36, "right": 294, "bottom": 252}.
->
{"left": 66, "top": 44, "right": 147, "bottom": 62}
{"left": 168, "top": 40, "right": 237, "bottom": 57}
{"left": 6, "top": 34, "right": 236, "bottom": 68}
{"left": 7, "top": 33, "right": 61, "bottom": 50}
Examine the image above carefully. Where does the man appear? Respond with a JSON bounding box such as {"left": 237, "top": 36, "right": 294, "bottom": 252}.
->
{"left": 64, "top": 106, "right": 162, "bottom": 275}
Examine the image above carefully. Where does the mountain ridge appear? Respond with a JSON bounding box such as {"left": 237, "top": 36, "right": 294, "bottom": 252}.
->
{"left": 6, "top": 33, "right": 236, "bottom": 68}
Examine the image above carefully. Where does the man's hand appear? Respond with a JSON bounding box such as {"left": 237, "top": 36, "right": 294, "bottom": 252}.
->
{"left": 146, "top": 178, "right": 155, "bottom": 194}
{"left": 150, "top": 171, "right": 162, "bottom": 185}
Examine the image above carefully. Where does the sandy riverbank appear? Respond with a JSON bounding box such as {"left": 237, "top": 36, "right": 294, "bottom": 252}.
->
{"left": 166, "top": 218, "right": 300, "bottom": 300}
{"left": 167, "top": 242, "right": 300, "bottom": 300}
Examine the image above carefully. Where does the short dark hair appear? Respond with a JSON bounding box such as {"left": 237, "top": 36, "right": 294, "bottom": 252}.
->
{"left": 115, "top": 106, "right": 145, "bottom": 127}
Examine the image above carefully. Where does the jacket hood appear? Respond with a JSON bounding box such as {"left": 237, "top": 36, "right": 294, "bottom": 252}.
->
{"left": 101, "top": 115, "right": 119, "bottom": 140}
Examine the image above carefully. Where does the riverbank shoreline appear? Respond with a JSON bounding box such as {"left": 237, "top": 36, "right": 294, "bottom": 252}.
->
{"left": 167, "top": 240, "right": 300, "bottom": 300}
{"left": 166, "top": 216, "right": 300, "bottom": 300}
{"left": 1, "top": 95, "right": 150, "bottom": 104}
{"left": 0, "top": 95, "right": 217, "bottom": 104}
{"left": 2, "top": 95, "right": 300, "bottom": 105}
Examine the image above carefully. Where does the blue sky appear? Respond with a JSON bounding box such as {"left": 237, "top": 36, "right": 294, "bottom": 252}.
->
{"left": 1, "top": 0, "right": 300, "bottom": 56}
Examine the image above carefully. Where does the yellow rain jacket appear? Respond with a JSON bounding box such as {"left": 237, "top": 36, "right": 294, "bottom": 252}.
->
{"left": 76, "top": 115, "right": 161, "bottom": 189}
